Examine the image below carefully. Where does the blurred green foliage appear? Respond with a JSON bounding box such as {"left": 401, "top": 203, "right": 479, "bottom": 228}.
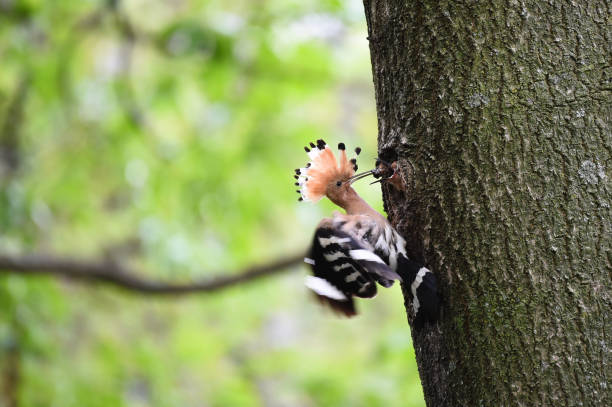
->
{"left": 0, "top": 0, "right": 424, "bottom": 405}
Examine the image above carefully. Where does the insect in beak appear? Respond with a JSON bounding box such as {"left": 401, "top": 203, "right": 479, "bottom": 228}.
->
{"left": 371, "top": 159, "right": 405, "bottom": 190}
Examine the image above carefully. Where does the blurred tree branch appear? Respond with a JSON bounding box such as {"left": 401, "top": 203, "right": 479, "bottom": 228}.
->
{"left": 0, "top": 252, "right": 305, "bottom": 294}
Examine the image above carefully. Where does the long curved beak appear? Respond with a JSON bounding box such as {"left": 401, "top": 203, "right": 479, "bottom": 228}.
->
{"left": 348, "top": 169, "right": 376, "bottom": 184}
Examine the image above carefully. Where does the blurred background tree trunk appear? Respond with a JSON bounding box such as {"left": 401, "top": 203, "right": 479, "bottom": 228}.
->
{"left": 363, "top": 1, "right": 610, "bottom": 405}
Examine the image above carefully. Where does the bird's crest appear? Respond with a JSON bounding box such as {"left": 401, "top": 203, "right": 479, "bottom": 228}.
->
{"left": 293, "top": 139, "right": 361, "bottom": 202}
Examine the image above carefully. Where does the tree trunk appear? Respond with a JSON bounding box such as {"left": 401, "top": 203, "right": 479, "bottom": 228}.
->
{"left": 363, "top": 1, "right": 610, "bottom": 405}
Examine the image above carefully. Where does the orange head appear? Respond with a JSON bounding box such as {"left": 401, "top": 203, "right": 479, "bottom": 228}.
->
{"left": 293, "top": 140, "right": 373, "bottom": 207}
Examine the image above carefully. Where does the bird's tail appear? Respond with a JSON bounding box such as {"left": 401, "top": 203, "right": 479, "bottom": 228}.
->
{"left": 397, "top": 254, "right": 440, "bottom": 328}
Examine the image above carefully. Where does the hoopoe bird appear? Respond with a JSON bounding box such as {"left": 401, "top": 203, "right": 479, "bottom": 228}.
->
{"left": 294, "top": 139, "right": 439, "bottom": 327}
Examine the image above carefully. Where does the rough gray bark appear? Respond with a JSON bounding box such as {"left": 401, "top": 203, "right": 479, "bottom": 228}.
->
{"left": 363, "top": 1, "right": 611, "bottom": 406}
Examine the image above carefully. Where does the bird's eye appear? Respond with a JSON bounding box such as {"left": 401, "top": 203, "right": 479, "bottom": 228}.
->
{"left": 336, "top": 181, "right": 342, "bottom": 187}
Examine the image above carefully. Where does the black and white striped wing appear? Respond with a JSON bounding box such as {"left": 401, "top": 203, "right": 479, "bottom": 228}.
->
{"left": 304, "top": 223, "right": 399, "bottom": 316}
{"left": 330, "top": 213, "right": 440, "bottom": 327}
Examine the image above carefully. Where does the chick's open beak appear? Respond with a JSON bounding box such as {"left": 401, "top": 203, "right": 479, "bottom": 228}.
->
{"left": 371, "top": 160, "right": 405, "bottom": 190}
